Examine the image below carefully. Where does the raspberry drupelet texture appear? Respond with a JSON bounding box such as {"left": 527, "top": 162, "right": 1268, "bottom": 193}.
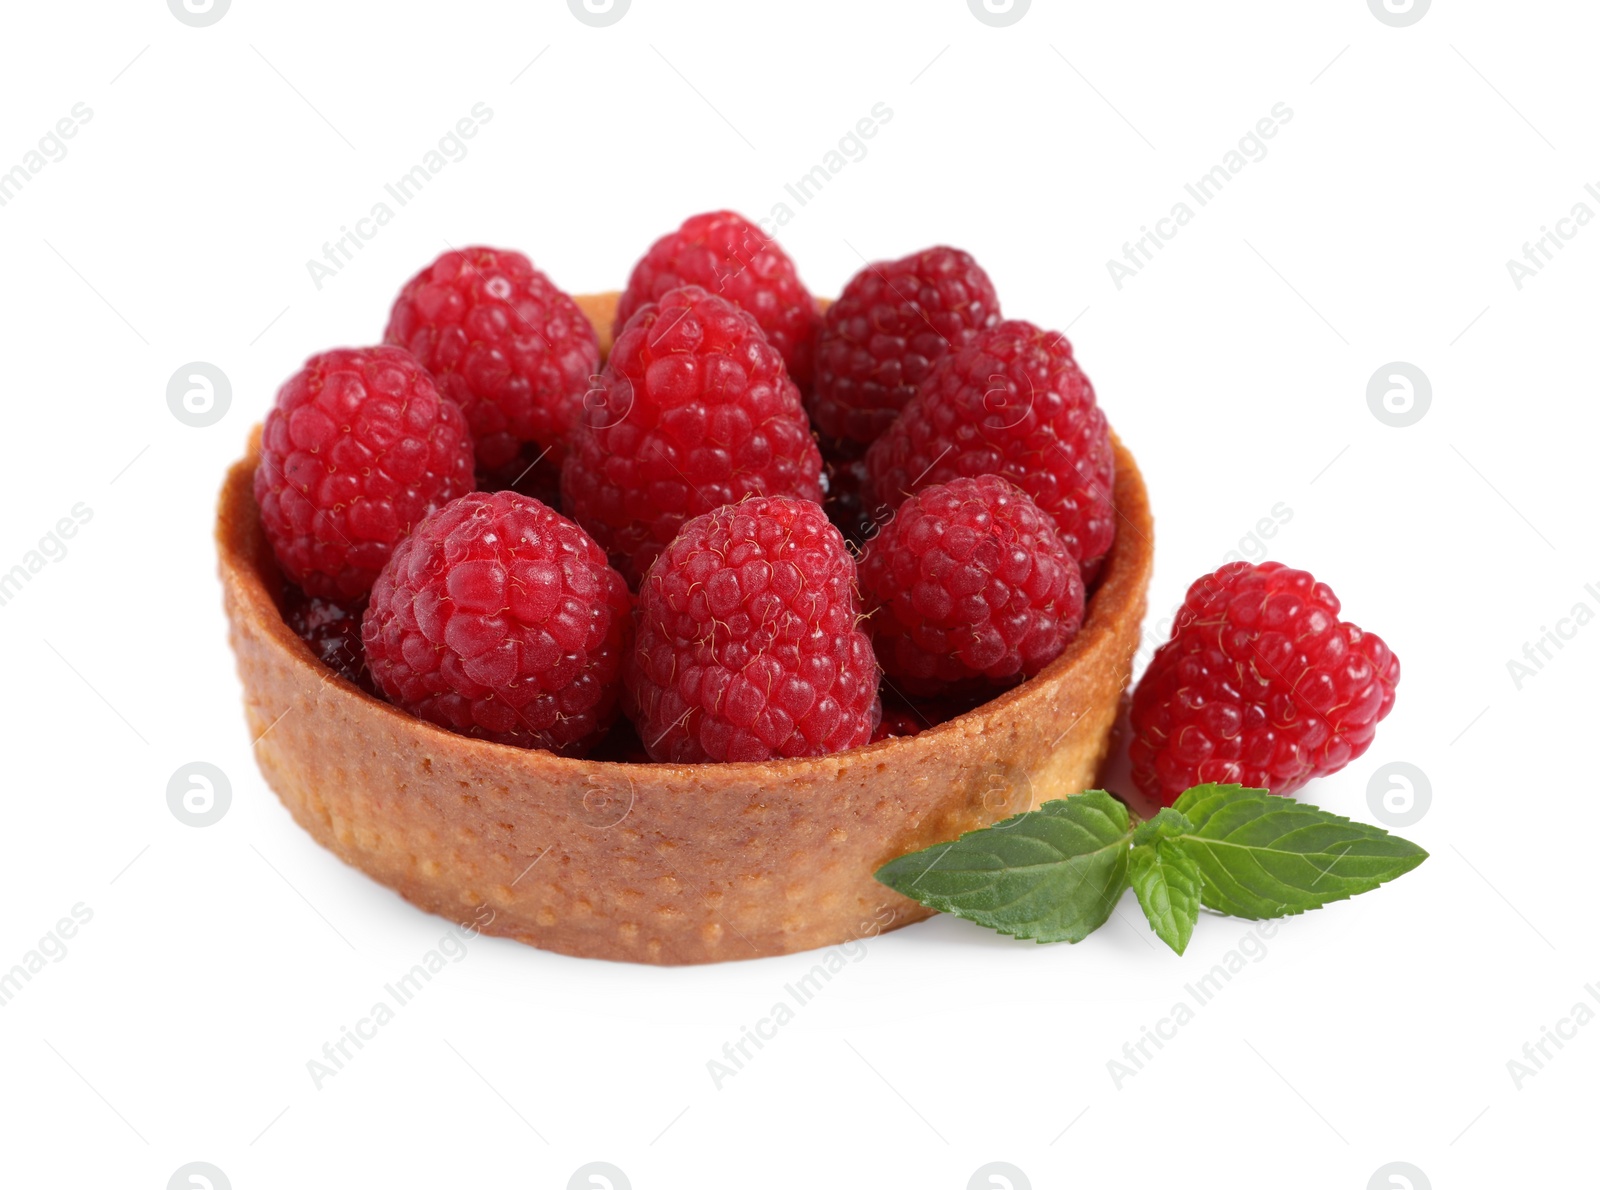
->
{"left": 1128, "top": 561, "right": 1400, "bottom": 805}
{"left": 614, "top": 211, "right": 820, "bottom": 391}
{"left": 254, "top": 346, "right": 475, "bottom": 602}
{"left": 858, "top": 476, "right": 1085, "bottom": 697}
{"left": 625, "top": 496, "right": 881, "bottom": 763}
{"left": 362, "top": 491, "right": 632, "bottom": 756}
{"left": 384, "top": 246, "right": 599, "bottom": 474}
{"left": 864, "top": 319, "right": 1116, "bottom": 583}
{"left": 810, "top": 246, "right": 1001, "bottom": 448}
{"left": 562, "top": 285, "right": 825, "bottom": 586}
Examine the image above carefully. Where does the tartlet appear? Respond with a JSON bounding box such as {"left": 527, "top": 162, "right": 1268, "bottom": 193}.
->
{"left": 217, "top": 293, "right": 1154, "bottom": 965}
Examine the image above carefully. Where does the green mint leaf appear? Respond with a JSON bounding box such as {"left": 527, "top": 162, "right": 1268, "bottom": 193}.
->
{"left": 1131, "top": 806, "right": 1194, "bottom": 846}
{"left": 874, "top": 790, "right": 1132, "bottom": 943}
{"left": 1169, "top": 783, "right": 1428, "bottom": 919}
{"left": 1127, "top": 840, "right": 1201, "bottom": 955}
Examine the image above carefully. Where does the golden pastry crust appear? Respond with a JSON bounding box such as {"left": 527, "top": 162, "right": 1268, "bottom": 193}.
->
{"left": 217, "top": 293, "right": 1154, "bottom": 965}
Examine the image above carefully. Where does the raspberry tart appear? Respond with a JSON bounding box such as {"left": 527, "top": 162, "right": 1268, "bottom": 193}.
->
{"left": 219, "top": 291, "right": 1153, "bottom": 965}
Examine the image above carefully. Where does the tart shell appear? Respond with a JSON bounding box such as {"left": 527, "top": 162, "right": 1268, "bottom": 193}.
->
{"left": 217, "top": 292, "right": 1154, "bottom": 965}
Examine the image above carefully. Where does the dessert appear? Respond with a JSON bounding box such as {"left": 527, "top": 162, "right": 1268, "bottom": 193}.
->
{"left": 218, "top": 207, "right": 1415, "bottom": 963}
{"left": 221, "top": 225, "right": 1158, "bottom": 962}
{"left": 217, "top": 282, "right": 1153, "bottom": 961}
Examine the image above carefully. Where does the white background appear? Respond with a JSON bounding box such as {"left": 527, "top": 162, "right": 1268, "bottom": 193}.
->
{"left": 1, "top": 1, "right": 1594, "bottom": 1187}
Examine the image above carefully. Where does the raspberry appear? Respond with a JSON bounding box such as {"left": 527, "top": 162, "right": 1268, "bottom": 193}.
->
{"left": 254, "top": 346, "right": 475, "bottom": 602}
{"left": 810, "top": 246, "right": 1001, "bottom": 447}
{"left": 864, "top": 320, "right": 1116, "bottom": 583}
{"left": 614, "top": 211, "right": 820, "bottom": 390}
{"left": 625, "top": 496, "right": 880, "bottom": 763}
{"left": 1128, "top": 561, "right": 1400, "bottom": 805}
{"left": 282, "top": 586, "right": 375, "bottom": 694}
{"left": 562, "top": 285, "right": 825, "bottom": 586}
{"left": 361, "top": 491, "right": 632, "bottom": 756}
{"left": 858, "top": 476, "right": 1084, "bottom": 697}
{"left": 384, "top": 246, "right": 599, "bottom": 474}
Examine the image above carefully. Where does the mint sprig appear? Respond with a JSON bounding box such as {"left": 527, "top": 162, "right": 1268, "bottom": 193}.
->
{"left": 875, "top": 784, "right": 1426, "bottom": 954}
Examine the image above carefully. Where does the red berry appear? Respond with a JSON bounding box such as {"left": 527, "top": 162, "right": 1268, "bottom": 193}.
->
{"left": 864, "top": 320, "right": 1115, "bottom": 582}
{"left": 255, "top": 346, "right": 475, "bottom": 602}
{"left": 810, "top": 246, "right": 1001, "bottom": 447}
{"left": 625, "top": 496, "right": 881, "bottom": 763}
{"left": 282, "top": 586, "right": 375, "bottom": 694}
{"left": 562, "top": 285, "right": 825, "bottom": 586}
{"left": 614, "top": 211, "right": 820, "bottom": 390}
{"left": 361, "top": 491, "right": 632, "bottom": 756}
{"left": 384, "top": 246, "right": 599, "bottom": 473}
{"left": 859, "top": 476, "right": 1084, "bottom": 697}
{"left": 1128, "top": 561, "right": 1401, "bottom": 805}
